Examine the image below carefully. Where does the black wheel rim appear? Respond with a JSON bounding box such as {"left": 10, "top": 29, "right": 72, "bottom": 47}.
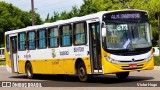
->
{"left": 79, "top": 66, "right": 86, "bottom": 80}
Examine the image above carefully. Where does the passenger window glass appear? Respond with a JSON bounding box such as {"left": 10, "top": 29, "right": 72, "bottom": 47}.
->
{"left": 18, "top": 33, "right": 26, "bottom": 50}
{"left": 74, "top": 22, "right": 86, "bottom": 45}
{"left": 49, "top": 27, "right": 59, "bottom": 47}
{"left": 38, "top": 30, "right": 46, "bottom": 48}
{"left": 61, "top": 25, "right": 72, "bottom": 46}
{"left": 28, "top": 31, "right": 36, "bottom": 50}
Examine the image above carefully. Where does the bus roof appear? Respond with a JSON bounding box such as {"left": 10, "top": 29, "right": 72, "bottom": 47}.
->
{"left": 5, "top": 9, "right": 147, "bottom": 35}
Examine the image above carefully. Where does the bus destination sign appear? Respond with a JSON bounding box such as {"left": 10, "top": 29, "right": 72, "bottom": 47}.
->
{"left": 103, "top": 11, "right": 148, "bottom": 21}
{"left": 111, "top": 13, "right": 140, "bottom": 20}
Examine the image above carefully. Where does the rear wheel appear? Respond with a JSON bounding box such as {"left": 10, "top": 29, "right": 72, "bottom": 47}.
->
{"left": 78, "top": 62, "right": 88, "bottom": 82}
{"left": 116, "top": 72, "right": 129, "bottom": 79}
{"left": 26, "top": 63, "right": 33, "bottom": 79}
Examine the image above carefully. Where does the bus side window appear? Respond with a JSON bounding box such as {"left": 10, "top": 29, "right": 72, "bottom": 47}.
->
{"left": 0, "top": 49, "right": 1, "bottom": 55}
{"left": 37, "top": 29, "right": 47, "bottom": 49}
{"left": 18, "top": 32, "right": 26, "bottom": 51}
{"left": 2, "top": 49, "right": 4, "bottom": 55}
{"left": 73, "top": 22, "right": 87, "bottom": 45}
{"left": 60, "top": 24, "right": 72, "bottom": 46}
{"left": 28, "top": 31, "right": 36, "bottom": 50}
{"left": 6, "top": 35, "right": 9, "bottom": 52}
{"left": 48, "top": 27, "right": 59, "bottom": 48}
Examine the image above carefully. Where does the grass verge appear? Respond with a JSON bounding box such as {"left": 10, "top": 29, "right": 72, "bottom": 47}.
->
{"left": 0, "top": 60, "right": 6, "bottom": 66}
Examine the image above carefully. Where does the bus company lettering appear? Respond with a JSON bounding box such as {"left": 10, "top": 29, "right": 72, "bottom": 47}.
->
{"left": 60, "top": 50, "right": 69, "bottom": 56}
{"left": 74, "top": 47, "right": 84, "bottom": 52}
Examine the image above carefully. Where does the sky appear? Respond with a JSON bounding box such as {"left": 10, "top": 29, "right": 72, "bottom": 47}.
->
{"left": 0, "top": 0, "right": 84, "bottom": 20}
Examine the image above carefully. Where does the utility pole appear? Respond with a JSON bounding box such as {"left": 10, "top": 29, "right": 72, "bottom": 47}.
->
{"left": 31, "top": 0, "right": 35, "bottom": 26}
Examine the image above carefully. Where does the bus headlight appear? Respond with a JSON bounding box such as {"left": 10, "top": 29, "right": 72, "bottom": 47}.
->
{"left": 105, "top": 56, "right": 119, "bottom": 64}
{"left": 145, "top": 54, "right": 153, "bottom": 62}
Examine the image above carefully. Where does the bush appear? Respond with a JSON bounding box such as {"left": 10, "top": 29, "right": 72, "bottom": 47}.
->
{"left": 0, "top": 60, "right": 6, "bottom": 66}
{"left": 154, "top": 56, "right": 160, "bottom": 66}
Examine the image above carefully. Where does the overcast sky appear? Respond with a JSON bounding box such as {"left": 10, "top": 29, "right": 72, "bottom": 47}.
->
{"left": 0, "top": 0, "right": 84, "bottom": 20}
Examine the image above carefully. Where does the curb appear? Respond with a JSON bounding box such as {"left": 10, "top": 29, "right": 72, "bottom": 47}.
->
{"left": 154, "top": 66, "right": 160, "bottom": 70}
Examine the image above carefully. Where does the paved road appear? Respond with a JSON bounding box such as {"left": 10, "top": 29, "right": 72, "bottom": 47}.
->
{"left": 0, "top": 66, "right": 160, "bottom": 90}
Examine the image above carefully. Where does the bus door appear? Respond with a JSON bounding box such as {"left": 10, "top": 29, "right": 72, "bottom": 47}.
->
{"left": 88, "top": 21, "right": 102, "bottom": 74}
{"left": 9, "top": 35, "right": 18, "bottom": 73}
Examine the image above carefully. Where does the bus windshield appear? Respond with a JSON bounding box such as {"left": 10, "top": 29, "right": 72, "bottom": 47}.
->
{"left": 102, "top": 22, "right": 152, "bottom": 50}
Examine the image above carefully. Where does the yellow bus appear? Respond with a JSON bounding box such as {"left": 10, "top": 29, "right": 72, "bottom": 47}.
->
{"left": 0, "top": 47, "right": 5, "bottom": 60}
{"left": 5, "top": 9, "right": 154, "bottom": 82}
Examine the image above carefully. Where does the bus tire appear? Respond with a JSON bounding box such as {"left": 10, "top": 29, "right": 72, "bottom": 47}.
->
{"left": 77, "top": 62, "right": 88, "bottom": 82}
{"left": 25, "top": 62, "right": 33, "bottom": 79}
{"left": 116, "top": 72, "right": 129, "bottom": 79}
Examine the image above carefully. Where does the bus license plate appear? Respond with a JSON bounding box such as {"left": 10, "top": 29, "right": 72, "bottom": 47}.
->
{"left": 129, "top": 64, "right": 137, "bottom": 68}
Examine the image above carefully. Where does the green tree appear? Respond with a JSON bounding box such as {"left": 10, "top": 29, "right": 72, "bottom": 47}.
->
{"left": 52, "top": 12, "right": 60, "bottom": 22}
{"left": 45, "top": 13, "right": 50, "bottom": 22}
{"left": 0, "top": 2, "right": 42, "bottom": 46}
{"left": 69, "top": 6, "right": 80, "bottom": 17}
{"left": 44, "top": 0, "right": 160, "bottom": 46}
{"left": 0, "top": 2, "right": 25, "bottom": 46}
{"left": 29, "top": 10, "right": 42, "bottom": 25}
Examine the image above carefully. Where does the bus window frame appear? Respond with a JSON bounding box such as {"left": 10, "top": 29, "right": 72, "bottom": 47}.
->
{"left": 60, "top": 24, "right": 72, "bottom": 47}
{"left": 27, "top": 30, "right": 37, "bottom": 50}
{"left": 48, "top": 26, "right": 59, "bottom": 48}
{"left": 18, "top": 32, "right": 26, "bottom": 51}
{"left": 37, "top": 28, "right": 47, "bottom": 49}
{"left": 73, "top": 21, "right": 87, "bottom": 46}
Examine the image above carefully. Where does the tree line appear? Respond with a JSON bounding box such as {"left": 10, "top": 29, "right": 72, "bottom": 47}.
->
{"left": 0, "top": 0, "right": 160, "bottom": 47}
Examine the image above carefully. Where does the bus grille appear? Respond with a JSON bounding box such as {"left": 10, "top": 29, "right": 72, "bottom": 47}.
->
{"left": 119, "top": 59, "right": 145, "bottom": 63}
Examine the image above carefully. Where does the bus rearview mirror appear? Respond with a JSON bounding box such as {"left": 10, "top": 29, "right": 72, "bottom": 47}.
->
{"left": 149, "top": 24, "right": 153, "bottom": 40}
{"left": 102, "top": 28, "right": 106, "bottom": 36}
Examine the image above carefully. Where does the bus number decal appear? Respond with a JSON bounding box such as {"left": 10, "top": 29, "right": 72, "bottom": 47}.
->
{"left": 59, "top": 50, "right": 69, "bottom": 56}
{"left": 74, "top": 47, "right": 84, "bottom": 52}
{"left": 117, "top": 24, "right": 128, "bottom": 31}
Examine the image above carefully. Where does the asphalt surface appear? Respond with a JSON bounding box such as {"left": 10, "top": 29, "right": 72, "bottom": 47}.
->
{"left": 0, "top": 66, "right": 160, "bottom": 90}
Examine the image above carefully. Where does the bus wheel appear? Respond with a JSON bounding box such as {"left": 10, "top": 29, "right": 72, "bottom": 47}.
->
{"left": 116, "top": 72, "right": 129, "bottom": 79}
{"left": 26, "top": 63, "right": 33, "bottom": 79}
{"left": 78, "top": 62, "right": 88, "bottom": 82}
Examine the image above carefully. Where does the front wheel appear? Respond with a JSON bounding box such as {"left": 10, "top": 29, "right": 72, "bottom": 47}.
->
{"left": 78, "top": 62, "right": 89, "bottom": 82}
{"left": 116, "top": 72, "right": 129, "bottom": 79}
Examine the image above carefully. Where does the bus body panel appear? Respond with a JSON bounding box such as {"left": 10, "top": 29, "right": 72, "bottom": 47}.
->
{"left": 18, "top": 57, "right": 91, "bottom": 74}
{"left": 101, "top": 48, "right": 154, "bottom": 74}
{"left": 18, "top": 60, "right": 26, "bottom": 73}
{"left": 17, "top": 45, "right": 91, "bottom": 74}
{"left": 5, "top": 52, "right": 12, "bottom": 73}
{"left": 102, "top": 57, "right": 154, "bottom": 74}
